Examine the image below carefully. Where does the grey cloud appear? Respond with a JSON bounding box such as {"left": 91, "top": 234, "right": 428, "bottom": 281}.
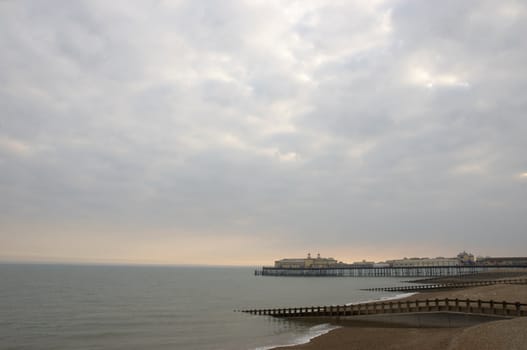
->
{"left": 1, "top": 0, "right": 526, "bottom": 262}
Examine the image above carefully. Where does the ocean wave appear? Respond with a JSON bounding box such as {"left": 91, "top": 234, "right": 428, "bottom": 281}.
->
{"left": 252, "top": 323, "right": 340, "bottom": 350}
{"left": 345, "top": 292, "right": 418, "bottom": 306}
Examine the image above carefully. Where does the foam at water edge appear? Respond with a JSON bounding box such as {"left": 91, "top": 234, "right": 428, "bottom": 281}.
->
{"left": 345, "top": 292, "right": 418, "bottom": 306}
{"left": 252, "top": 323, "right": 340, "bottom": 350}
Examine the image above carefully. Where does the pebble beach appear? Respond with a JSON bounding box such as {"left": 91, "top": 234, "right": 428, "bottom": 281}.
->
{"left": 273, "top": 274, "right": 527, "bottom": 350}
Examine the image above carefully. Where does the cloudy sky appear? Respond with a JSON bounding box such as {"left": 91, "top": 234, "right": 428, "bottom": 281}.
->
{"left": 1, "top": 0, "right": 526, "bottom": 265}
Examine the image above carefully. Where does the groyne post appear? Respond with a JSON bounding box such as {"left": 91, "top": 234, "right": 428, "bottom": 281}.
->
{"left": 240, "top": 297, "right": 527, "bottom": 320}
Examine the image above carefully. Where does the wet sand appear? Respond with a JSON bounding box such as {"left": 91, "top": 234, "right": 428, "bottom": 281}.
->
{"left": 273, "top": 278, "right": 527, "bottom": 350}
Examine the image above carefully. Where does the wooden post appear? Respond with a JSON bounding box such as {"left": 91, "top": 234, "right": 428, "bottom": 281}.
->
{"left": 502, "top": 301, "right": 507, "bottom": 316}
{"left": 490, "top": 300, "right": 494, "bottom": 314}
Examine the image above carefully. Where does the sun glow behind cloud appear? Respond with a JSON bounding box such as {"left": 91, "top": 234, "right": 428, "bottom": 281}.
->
{"left": 409, "top": 67, "right": 470, "bottom": 89}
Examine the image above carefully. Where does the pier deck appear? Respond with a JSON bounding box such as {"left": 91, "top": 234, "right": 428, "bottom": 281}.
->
{"left": 255, "top": 265, "right": 527, "bottom": 277}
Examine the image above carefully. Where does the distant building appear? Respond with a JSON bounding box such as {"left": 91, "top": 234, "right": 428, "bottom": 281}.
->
{"left": 387, "top": 257, "right": 460, "bottom": 267}
{"left": 457, "top": 251, "right": 475, "bottom": 265}
{"left": 476, "top": 257, "right": 527, "bottom": 266}
{"left": 274, "top": 253, "right": 343, "bottom": 268}
{"left": 373, "top": 262, "right": 390, "bottom": 268}
{"left": 352, "top": 260, "right": 375, "bottom": 267}
{"left": 272, "top": 251, "right": 527, "bottom": 269}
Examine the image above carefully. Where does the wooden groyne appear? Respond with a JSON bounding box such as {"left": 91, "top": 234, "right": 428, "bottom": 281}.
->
{"left": 255, "top": 265, "right": 527, "bottom": 277}
{"left": 362, "top": 278, "right": 527, "bottom": 292}
{"left": 239, "top": 298, "right": 527, "bottom": 318}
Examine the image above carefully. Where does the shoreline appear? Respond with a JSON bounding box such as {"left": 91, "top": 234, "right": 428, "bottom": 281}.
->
{"left": 257, "top": 291, "right": 420, "bottom": 349}
{"left": 345, "top": 291, "right": 418, "bottom": 306}
{"left": 270, "top": 274, "right": 527, "bottom": 350}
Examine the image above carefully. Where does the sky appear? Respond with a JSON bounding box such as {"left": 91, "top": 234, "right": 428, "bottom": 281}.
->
{"left": 1, "top": 0, "right": 526, "bottom": 266}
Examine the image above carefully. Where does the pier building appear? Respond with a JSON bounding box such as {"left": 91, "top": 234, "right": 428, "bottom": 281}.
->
{"left": 274, "top": 253, "right": 343, "bottom": 268}
{"left": 387, "top": 257, "right": 460, "bottom": 267}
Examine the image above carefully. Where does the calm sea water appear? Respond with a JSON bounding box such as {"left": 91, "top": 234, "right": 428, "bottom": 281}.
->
{"left": 0, "top": 264, "right": 410, "bottom": 349}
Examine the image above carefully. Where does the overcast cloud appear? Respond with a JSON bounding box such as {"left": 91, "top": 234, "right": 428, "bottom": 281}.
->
{"left": 1, "top": 0, "right": 526, "bottom": 265}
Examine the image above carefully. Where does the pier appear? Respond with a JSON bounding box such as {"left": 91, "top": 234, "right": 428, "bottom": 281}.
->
{"left": 255, "top": 265, "right": 527, "bottom": 277}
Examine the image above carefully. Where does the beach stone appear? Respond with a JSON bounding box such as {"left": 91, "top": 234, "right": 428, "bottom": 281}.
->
{"left": 448, "top": 318, "right": 527, "bottom": 350}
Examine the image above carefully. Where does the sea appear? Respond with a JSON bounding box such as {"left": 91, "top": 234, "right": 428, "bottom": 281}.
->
{"left": 0, "top": 264, "right": 413, "bottom": 350}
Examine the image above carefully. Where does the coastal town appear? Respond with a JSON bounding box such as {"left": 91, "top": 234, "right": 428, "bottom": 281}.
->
{"left": 272, "top": 252, "right": 527, "bottom": 269}
{"left": 254, "top": 252, "right": 527, "bottom": 277}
